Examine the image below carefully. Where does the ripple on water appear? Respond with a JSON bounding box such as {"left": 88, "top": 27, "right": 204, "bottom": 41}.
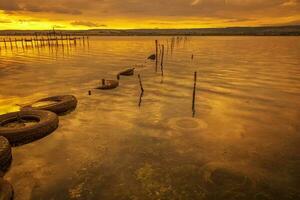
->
{"left": 167, "top": 117, "right": 208, "bottom": 132}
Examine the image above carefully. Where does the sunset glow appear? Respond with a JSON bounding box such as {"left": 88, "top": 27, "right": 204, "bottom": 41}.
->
{"left": 0, "top": 0, "right": 299, "bottom": 30}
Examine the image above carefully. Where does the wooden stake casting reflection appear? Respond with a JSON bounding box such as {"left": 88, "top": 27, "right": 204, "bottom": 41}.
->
{"left": 138, "top": 74, "right": 144, "bottom": 107}
{"left": 192, "top": 71, "right": 197, "bottom": 116}
{"left": 155, "top": 40, "right": 158, "bottom": 71}
{"left": 161, "top": 45, "right": 165, "bottom": 76}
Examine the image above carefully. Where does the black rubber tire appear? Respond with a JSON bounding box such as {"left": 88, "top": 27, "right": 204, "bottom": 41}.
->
{"left": 21, "top": 95, "right": 77, "bottom": 115}
{"left": 96, "top": 80, "right": 119, "bottom": 90}
{"left": 0, "top": 137, "right": 12, "bottom": 172}
{"left": 148, "top": 54, "right": 156, "bottom": 60}
{"left": 0, "top": 178, "right": 13, "bottom": 200}
{"left": 0, "top": 110, "right": 59, "bottom": 146}
{"left": 118, "top": 68, "right": 135, "bottom": 76}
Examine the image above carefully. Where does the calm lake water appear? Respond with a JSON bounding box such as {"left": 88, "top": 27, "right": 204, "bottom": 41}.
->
{"left": 0, "top": 36, "right": 300, "bottom": 200}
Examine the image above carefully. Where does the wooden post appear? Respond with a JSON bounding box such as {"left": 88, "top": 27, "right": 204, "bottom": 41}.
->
{"left": 21, "top": 38, "right": 24, "bottom": 49}
{"left": 192, "top": 71, "right": 197, "bottom": 116}
{"left": 3, "top": 39, "right": 7, "bottom": 49}
{"left": 161, "top": 45, "right": 165, "bottom": 66}
{"left": 155, "top": 40, "right": 158, "bottom": 60}
{"left": 161, "top": 45, "right": 165, "bottom": 76}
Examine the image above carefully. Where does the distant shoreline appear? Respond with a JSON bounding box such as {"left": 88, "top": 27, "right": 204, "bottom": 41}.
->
{"left": 0, "top": 25, "right": 299, "bottom": 36}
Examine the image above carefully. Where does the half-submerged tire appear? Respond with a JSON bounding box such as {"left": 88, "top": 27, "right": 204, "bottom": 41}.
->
{"left": 118, "top": 68, "right": 135, "bottom": 76}
{"left": 0, "top": 178, "right": 13, "bottom": 200}
{"left": 0, "top": 110, "right": 59, "bottom": 146}
{"left": 0, "top": 137, "right": 12, "bottom": 172}
{"left": 22, "top": 95, "right": 77, "bottom": 115}
{"left": 148, "top": 54, "right": 156, "bottom": 60}
{"left": 96, "top": 80, "right": 119, "bottom": 90}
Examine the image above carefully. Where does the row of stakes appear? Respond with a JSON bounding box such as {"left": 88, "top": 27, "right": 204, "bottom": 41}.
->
{"left": 0, "top": 35, "right": 89, "bottom": 50}
{"left": 87, "top": 39, "right": 198, "bottom": 116}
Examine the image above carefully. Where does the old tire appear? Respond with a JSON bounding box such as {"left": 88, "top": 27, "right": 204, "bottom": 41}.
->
{"left": 118, "top": 68, "right": 135, "bottom": 76}
{"left": 96, "top": 80, "right": 119, "bottom": 90}
{"left": 22, "top": 95, "right": 77, "bottom": 115}
{"left": 0, "top": 137, "right": 12, "bottom": 172}
{"left": 0, "top": 179, "right": 13, "bottom": 200}
{"left": 0, "top": 110, "right": 59, "bottom": 146}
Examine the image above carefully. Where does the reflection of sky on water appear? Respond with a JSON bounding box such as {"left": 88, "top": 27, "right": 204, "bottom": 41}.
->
{"left": 0, "top": 36, "right": 300, "bottom": 199}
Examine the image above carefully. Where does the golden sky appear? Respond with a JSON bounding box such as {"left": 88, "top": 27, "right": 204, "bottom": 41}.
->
{"left": 0, "top": 0, "right": 299, "bottom": 30}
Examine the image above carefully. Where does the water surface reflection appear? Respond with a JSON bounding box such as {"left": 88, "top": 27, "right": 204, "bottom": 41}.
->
{"left": 0, "top": 36, "right": 300, "bottom": 199}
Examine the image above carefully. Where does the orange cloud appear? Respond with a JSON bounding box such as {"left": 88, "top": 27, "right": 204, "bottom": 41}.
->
{"left": 0, "top": 0, "right": 299, "bottom": 30}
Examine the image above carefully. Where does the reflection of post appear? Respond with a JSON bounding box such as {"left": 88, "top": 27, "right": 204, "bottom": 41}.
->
{"left": 138, "top": 90, "right": 144, "bottom": 107}
{"left": 192, "top": 71, "right": 197, "bottom": 117}
{"left": 138, "top": 74, "right": 144, "bottom": 92}
{"left": 14, "top": 39, "right": 18, "bottom": 48}
{"left": 9, "top": 38, "right": 13, "bottom": 49}
{"left": 25, "top": 39, "right": 28, "bottom": 48}
{"left": 87, "top": 35, "right": 89, "bottom": 48}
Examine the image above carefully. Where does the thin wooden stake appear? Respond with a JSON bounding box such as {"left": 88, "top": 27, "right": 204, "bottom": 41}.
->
{"left": 3, "top": 39, "right": 7, "bottom": 49}
{"left": 192, "top": 71, "right": 197, "bottom": 116}
{"left": 155, "top": 40, "right": 158, "bottom": 71}
{"left": 161, "top": 45, "right": 165, "bottom": 76}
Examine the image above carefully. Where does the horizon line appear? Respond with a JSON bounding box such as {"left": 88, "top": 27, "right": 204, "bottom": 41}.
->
{"left": 0, "top": 25, "right": 299, "bottom": 31}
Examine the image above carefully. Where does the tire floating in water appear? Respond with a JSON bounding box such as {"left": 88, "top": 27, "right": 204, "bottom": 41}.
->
{"left": 148, "top": 54, "right": 156, "bottom": 60}
{"left": 96, "top": 80, "right": 119, "bottom": 90}
{"left": 0, "top": 178, "right": 13, "bottom": 200}
{"left": 0, "top": 110, "right": 59, "bottom": 146}
{"left": 21, "top": 95, "right": 77, "bottom": 115}
{"left": 118, "top": 68, "right": 135, "bottom": 76}
{"left": 0, "top": 136, "right": 12, "bottom": 172}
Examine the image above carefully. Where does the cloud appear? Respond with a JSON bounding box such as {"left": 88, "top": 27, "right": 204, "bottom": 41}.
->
{"left": 0, "top": 20, "right": 11, "bottom": 23}
{"left": 0, "top": 0, "right": 20, "bottom": 11}
{"left": 281, "top": 0, "right": 300, "bottom": 6}
{"left": 24, "top": 5, "right": 82, "bottom": 15}
{"left": 71, "top": 21, "right": 106, "bottom": 27}
{"left": 191, "top": 0, "right": 201, "bottom": 6}
{"left": 0, "top": 0, "right": 300, "bottom": 28}
{"left": 0, "top": 0, "right": 81, "bottom": 15}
